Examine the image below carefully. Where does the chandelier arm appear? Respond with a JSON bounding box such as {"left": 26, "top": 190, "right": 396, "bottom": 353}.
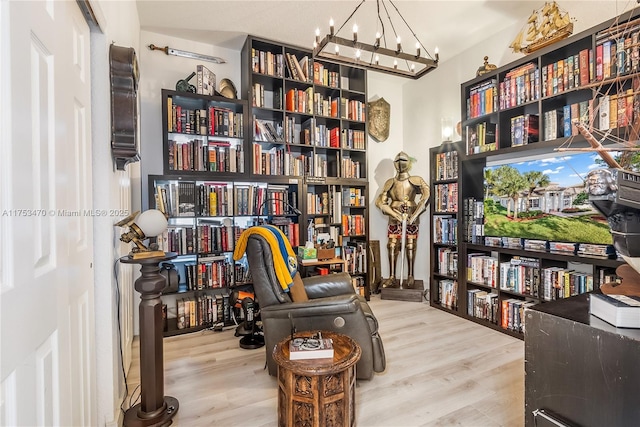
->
{"left": 376, "top": 0, "right": 387, "bottom": 48}
{"left": 381, "top": 0, "right": 400, "bottom": 47}
{"left": 336, "top": 0, "right": 367, "bottom": 35}
{"left": 388, "top": 0, "right": 436, "bottom": 60}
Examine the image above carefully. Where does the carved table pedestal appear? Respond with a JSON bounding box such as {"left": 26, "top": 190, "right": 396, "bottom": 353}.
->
{"left": 273, "top": 331, "right": 361, "bottom": 427}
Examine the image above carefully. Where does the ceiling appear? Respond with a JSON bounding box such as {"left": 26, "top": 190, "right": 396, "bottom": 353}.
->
{"left": 136, "top": 0, "right": 546, "bottom": 64}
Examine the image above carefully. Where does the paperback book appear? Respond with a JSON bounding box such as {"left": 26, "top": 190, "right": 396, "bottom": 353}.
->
{"left": 289, "top": 336, "right": 334, "bottom": 360}
{"left": 590, "top": 293, "right": 640, "bottom": 328}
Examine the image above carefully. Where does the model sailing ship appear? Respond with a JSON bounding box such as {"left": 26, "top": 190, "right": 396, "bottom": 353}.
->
{"left": 510, "top": 1, "right": 574, "bottom": 54}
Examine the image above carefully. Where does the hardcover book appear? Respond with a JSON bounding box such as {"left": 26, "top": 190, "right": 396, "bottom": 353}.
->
{"left": 289, "top": 336, "right": 334, "bottom": 360}
{"left": 590, "top": 293, "right": 640, "bottom": 328}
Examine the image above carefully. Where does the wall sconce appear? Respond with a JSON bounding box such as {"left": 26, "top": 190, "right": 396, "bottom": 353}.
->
{"left": 441, "top": 117, "right": 453, "bottom": 142}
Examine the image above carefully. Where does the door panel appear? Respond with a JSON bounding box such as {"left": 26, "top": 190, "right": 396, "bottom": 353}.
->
{"left": 1, "top": 1, "right": 95, "bottom": 425}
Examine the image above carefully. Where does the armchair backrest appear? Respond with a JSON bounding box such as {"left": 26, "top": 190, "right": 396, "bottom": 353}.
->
{"left": 245, "top": 234, "right": 292, "bottom": 307}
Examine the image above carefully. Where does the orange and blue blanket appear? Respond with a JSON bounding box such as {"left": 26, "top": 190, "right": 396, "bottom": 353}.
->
{"left": 233, "top": 225, "right": 298, "bottom": 291}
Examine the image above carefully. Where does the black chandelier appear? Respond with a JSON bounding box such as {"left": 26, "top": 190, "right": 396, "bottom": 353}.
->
{"left": 312, "top": 0, "right": 439, "bottom": 79}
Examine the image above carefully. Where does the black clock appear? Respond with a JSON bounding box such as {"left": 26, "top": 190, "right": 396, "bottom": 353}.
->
{"left": 110, "top": 44, "right": 141, "bottom": 170}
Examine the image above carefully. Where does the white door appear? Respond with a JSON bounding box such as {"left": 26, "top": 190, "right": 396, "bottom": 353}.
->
{"left": 1, "top": 1, "right": 96, "bottom": 425}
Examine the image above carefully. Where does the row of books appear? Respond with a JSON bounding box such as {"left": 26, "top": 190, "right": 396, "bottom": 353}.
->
{"left": 284, "top": 52, "right": 311, "bottom": 82}
{"left": 167, "top": 100, "right": 244, "bottom": 138}
{"left": 438, "top": 279, "right": 458, "bottom": 309}
{"left": 433, "top": 182, "right": 458, "bottom": 213}
{"left": 433, "top": 150, "right": 459, "bottom": 181}
{"left": 433, "top": 215, "right": 457, "bottom": 245}
{"left": 306, "top": 185, "right": 363, "bottom": 216}
{"left": 154, "top": 181, "right": 297, "bottom": 218}
{"left": 194, "top": 224, "right": 238, "bottom": 254}
{"left": 467, "top": 289, "right": 498, "bottom": 324}
{"left": 436, "top": 247, "right": 457, "bottom": 277}
{"left": 343, "top": 242, "right": 367, "bottom": 275}
{"left": 561, "top": 101, "right": 593, "bottom": 137}
{"left": 285, "top": 87, "right": 314, "bottom": 114}
{"left": 313, "top": 92, "right": 340, "bottom": 118}
{"left": 466, "top": 79, "right": 498, "bottom": 119}
{"left": 541, "top": 48, "right": 591, "bottom": 97}
{"left": 463, "top": 197, "right": 484, "bottom": 244}
{"left": 342, "top": 214, "right": 365, "bottom": 237}
{"left": 174, "top": 293, "right": 232, "bottom": 330}
{"left": 499, "top": 62, "right": 539, "bottom": 110}
{"left": 167, "top": 139, "right": 244, "bottom": 173}
{"left": 465, "top": 121, "right": 497, "bottom": 155}
{"left": 312, "top": 62, "right": 340, "bottom": 87}
{"left": 510, "top": 114, "right": 539, "bottom": 146}
{"left": 500, "top": 298, "right": 535, "bottom": 333}
{"left": 541, "top": 267, "right": 595, "bottom": 301}
{"left": 595, "top": 34, "right": 640, "bottom": 81}
{"left": 166, "top": 257, "right": 237, "bottom": 292}
{"left": 254, "top": 118, "right": 284, "bottom": 143}
{"left": 252, "top": 144, "right": 363, "bottom": 178}
{"left": 251, "top": 48, "right": 284, "bottom": 77}
{"left": 499, "top": 256, "right": 540, "bottom": 297}
{"left": 300, "top": 118, "right": 340, "bottom": 147}
{"left": 467, "top": 253, "right": 498, "bottom": 287}
{"left": 597, "top": 90, "right": 638, "bottom": 131}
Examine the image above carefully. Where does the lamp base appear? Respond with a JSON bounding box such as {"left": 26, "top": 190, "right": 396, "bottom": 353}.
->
{"left": 239, "top": 334, "right": 265, "bottom": 349}
{"left": 123, "top": 396, "right": 179, "bottom": 427}
{"left": 130, "top": 250, "right": 167, "bottom": 260}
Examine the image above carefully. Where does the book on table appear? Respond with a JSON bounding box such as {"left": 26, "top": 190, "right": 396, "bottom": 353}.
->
{"left": 289, "top": 336, "right": 334, "bottom": 360}
{"left": 590, "top": 293, "right": 640, "bottom": 328}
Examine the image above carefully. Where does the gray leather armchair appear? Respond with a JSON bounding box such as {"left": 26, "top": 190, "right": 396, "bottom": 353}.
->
{"left": 245, "top": 234, "right": 386, "bottom": 380}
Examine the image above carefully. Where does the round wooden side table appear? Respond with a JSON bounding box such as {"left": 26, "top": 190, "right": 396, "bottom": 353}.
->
{"left": 273, "top": 331, "right": 362, "bottom": 427}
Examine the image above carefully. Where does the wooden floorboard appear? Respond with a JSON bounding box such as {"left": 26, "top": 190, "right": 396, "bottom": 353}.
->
{"left": 126, "top": 296, "right": 524, "bottom": 426}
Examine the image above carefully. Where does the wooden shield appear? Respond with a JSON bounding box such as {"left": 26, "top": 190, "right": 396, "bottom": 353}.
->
{"left": 368, "top": 97, "right": 390, "bottom": 142}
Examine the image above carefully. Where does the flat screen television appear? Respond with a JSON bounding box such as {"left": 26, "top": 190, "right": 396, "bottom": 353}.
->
{"left": 483, "top": 152, "right": 613, "bottom": 246}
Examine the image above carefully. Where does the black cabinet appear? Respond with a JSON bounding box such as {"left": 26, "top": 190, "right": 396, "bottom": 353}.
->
{"left": 525, "top": 293, "right": 640, "bottom": 426}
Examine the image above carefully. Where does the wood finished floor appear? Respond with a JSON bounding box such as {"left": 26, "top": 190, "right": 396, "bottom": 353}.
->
{"left": 126, "top": 297, "right": 524, "bottom": 426}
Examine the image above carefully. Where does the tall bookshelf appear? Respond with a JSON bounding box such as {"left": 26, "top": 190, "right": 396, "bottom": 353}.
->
{"left": 149, "top": 38, "right": 371, "bottom": 338}
{"left": 428, "top": 9, "right": 640, "bottom": 338}
{"left": 241, "top": 36, "right": 370, "bottom": 299}
{"left": 429, "top": 141, "right": 462, "bottom": 313}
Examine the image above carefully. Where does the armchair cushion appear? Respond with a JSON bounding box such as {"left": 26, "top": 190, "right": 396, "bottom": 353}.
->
{"left": 303, "top": 272, "right": 355, "bottom": 298}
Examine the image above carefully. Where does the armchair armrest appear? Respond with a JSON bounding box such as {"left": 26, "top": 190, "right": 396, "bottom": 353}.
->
{"left": 261, "top": 294, "right": 361, "bottom": 318}
{"left": 302, "top": 272, "right": 355, "bottom": 299}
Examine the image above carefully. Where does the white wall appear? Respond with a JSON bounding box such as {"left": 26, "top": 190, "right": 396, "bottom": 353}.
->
{"left": 366, "top": 73, "right": 406, "bottom": 279}
{"left": 90, "top": 1, "right": 140, "bottom": 425}
{"left": 139, "top": 31, "right": 242, "bottom": 210}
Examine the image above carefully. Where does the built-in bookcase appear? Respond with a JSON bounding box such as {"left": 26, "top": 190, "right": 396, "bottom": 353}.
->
{"left": 430, "top": 9, "right": 640, "bottom": 338}
{"left": 242, "top": 35, "right": 370, "bottom": 299}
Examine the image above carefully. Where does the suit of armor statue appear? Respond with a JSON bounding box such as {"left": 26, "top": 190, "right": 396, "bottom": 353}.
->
{"left": 375, "top": 152, "right": 430, "bottom": 288}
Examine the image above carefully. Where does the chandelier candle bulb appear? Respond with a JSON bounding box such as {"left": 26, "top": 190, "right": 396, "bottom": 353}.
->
{"left": 335, "top": 44, "right": 339, "bottom": 54}
{"left": 330, "top": 18, "right": 334, "bottom": 35}
{"left": 315, "top": 28, "right": 320, "bottom": 43}
{"left": 355, "top": 49, "right": 361, "bottom": 60}
{"left": 435, "top": 46, "right": 439, "bottom": 61}
{"left": 396, "top": 36, "right": 401, "bottom": 52}
{"left": 375, "top": 54, "right": 379, "bottom": 65}
{"left": 394, "top": 59, "right": 398, "bottom": 69}
{"left": 375, "top": 32, "right": 381, "bottom": 47}
{"left": 353, "top": 24, "right": 358, "bottom": 42}
{"left": 416, "top": 41, "right": 420, "bottom": 57}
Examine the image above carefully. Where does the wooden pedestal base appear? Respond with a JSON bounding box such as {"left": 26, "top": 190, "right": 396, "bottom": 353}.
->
{"left": 381, "top": 279, "right": 425, "bottom": 302}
